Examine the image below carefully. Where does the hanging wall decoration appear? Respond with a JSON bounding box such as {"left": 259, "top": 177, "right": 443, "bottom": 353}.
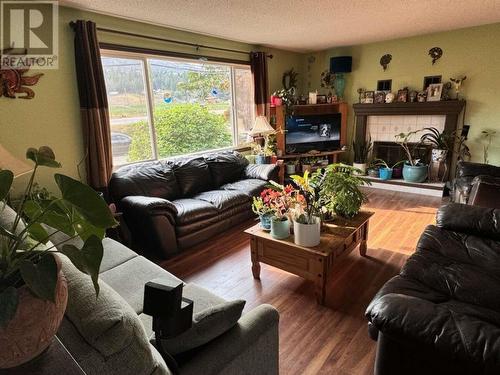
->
{"left": 428, "top": 47, "right": 443, "bottom": 65}
{"left": 380, "top": 54, "right": 392, "bottom": 71}
{"left": 0, "top": 66, "right": 43, "bottom": 99}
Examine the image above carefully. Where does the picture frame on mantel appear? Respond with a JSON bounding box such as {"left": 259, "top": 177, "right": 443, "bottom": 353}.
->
{"left": 427, "top": 83, "right": 443, "bottom": 101}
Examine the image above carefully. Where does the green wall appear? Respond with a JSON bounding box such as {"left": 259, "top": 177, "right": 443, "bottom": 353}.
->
{"left": 0, "top": 6, "right": 304, "bottom": 191}
{"left": 306, "top": 23, "right": 500, "bottom": 165}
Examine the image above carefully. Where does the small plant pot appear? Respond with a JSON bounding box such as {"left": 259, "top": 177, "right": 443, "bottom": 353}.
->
{"left": 353, "top": 163, "right": 367, "bottom": 175}
{"left": 286, "top": 164, "right": 296, "bottom": 174}
{"left": 301, "top": 164, "right": 312, "bottom": 173}
{"left": 379, "top": 168, "right": 393, "bottom": 180}
{"left": 259, "top": 214, "right": 272, "bottom": 231}
{"left": 367, "top": 167, "right": 380, "bottom": 178}
{"left": 270, "top": 218, "right": 290, "bottom": 239}
{"left": 431, "top": 149, "right": 448, "bottom": 163}
{"left": 392, "top": 166, "right": 403, "bottom": 179}
{"left": 293, "top": 217, "right": 321, "bottom": 247}
{"left": 403, "top": 164, "right": 428, "bottom": 183}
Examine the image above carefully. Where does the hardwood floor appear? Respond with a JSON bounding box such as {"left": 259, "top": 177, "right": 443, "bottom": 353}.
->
{"left": 162, "top": 189, "right": 443, "bottom": 375}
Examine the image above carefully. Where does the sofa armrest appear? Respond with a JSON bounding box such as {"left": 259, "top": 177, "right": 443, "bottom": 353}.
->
{"left": 436, "top": 203, "right": 500, "bottom": 240}
{"left": 468, "top": 175, "right": 500, "bottom": 209}
{"left": 244, "top": 164, "right": 279, "bottom": 181}
{"left": 456, "top": 161, "right": 500, "bottom": 178}
{"left": 121, "top": 196, "right": 178, "bottom": 217}
{"left": 179, "top": 304, "right": 279, "bottom": 375}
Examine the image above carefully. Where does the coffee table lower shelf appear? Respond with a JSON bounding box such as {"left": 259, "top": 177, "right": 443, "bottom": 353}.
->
{"left": 245, "top": 212, "right": 373, "bottom": 305}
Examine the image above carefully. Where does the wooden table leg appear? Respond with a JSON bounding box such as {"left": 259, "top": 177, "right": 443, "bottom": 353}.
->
{"left": 250, "top": 237, "right": 261, "bottom": 279}
{"left": 314, "top": 257, "right": 327, "bottom": 305}
{"left": 359, "top": 221, "right": 369, "bottom": 257}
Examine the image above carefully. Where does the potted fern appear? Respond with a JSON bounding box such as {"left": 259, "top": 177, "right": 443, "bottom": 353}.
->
{"left": 0, "top": 146, "right": 117, "bottom": 368}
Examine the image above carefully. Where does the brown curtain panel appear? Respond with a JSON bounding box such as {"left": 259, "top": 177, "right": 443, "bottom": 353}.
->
{"left": 72, "top": 20, "right": 112, "bottom": 192}
{"left": 250, "top": 51, "right": 269, "bottom": 117}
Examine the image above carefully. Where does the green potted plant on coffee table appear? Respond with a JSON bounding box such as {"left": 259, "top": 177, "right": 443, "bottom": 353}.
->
{"left": 266, "top": 182, "right": 294, "bottom": 240}
{"left": 0, "top": 146, "right": 117, "bottom": 368}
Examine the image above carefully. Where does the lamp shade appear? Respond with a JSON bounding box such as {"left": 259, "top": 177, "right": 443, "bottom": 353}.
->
{"left": 330, "top": 56, "right": 352, "bottom": 73}
{"left": 0, "top": 145, "right": 32, "bottom": 177}
{"left": 249, "top": 116, "right": 276, "bottom": 136}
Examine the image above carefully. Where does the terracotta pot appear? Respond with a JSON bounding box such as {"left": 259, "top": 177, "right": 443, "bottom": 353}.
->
{"left": 0, "top": 256, "right": 68, "bottom": 369}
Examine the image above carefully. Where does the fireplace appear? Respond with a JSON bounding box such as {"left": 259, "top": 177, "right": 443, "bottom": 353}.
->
{"left": 373, "top": 141, "right": 431, "bottom": 166}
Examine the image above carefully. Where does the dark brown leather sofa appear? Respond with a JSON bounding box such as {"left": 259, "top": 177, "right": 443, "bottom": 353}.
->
{"left": 109, "top": 151, "right": 278, "bottom": 259}
{"left": 366, "top": 203, "right": 500, "bottom": 375}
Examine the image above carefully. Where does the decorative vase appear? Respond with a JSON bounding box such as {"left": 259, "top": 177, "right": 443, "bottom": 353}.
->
{"left": 402, "top": 164, "right": 428, "bottom": 183}
{"left": 353, "top": 162, "right": 367, "bottom": 175}
{"left": 379, "top": 168, "right": 393, "bottom": 180}
{"left": 0, "top": 255, "right": 68, "bottom": 369}
{"left": 429, "top": 149, "right": 448, "bottom": 182}
{"left": 335, "top": 73, "right": 345, "bottom": 99}
{"left": 259, "top": 214, "right": 272, "bottom": 231}
{"left": 270, "top": 218, "right": 290, "bottom": 240}
{"left": 293, "top": 217, "right": 321, "bottom": 247}
{"left": 286, "top": 164, "right": 296, "bottom": 174}
{"left": 431, "top": 149, "right": 448, "bottom": 163}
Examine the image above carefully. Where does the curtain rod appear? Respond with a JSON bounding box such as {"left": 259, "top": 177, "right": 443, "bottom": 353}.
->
{"left": 69, "top": 22, "right": 273, "bottom": 58}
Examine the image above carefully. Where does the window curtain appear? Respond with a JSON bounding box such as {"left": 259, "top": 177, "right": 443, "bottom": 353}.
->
{"left": 71, "top": 20, "right": 112, "bottom": 192}
{"left": 250, "top": 52, "right": 269, "bottom": 117}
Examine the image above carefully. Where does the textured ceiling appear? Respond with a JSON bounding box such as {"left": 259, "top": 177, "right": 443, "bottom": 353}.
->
{"left": 61, "top": 0, "right": 500, "bottom": 52}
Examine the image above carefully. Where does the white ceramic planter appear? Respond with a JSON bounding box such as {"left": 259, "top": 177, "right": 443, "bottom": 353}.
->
{"left": 353, "top": 163, "right": 367, "bottom": 175}
{"left": 286, "top": 164, "right": 296, "bottom": 174}
{"left": 293, "top": 217, "right": 321, "bottom": 247}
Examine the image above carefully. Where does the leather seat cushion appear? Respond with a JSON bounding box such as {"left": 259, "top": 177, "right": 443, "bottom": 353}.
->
{"left": 204, "top": 151, "right": 249, "bottom": 187}
{"left": 109, "top": 160, "right": 179, "bottom": 202}
{"left": 172, "top": 157, "right": 213, "bottom": 197}
{"left": 172, "top": 198, "right": 218, "bottom": 225}
{"left": 221, "top": 178, "right": 268, "bottom": 197}
{"left": 193, "top": 190, "right": 249, "bottom": 211}
{"left": 366, "top": 225, "right": 500, "bottom": 366}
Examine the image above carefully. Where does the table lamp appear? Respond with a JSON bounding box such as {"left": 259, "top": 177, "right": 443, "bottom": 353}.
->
{"left": 0, "top": 144, "right": 33, "bottom": 177}
{"left": 249, "top": 116, "right": 276, "bottom": 147}
{"left": 330, "top": 56, "right": 352, "bottom": 100}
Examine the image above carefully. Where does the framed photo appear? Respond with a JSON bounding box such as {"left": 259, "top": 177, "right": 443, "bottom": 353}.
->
{"left": 319, "top": 124, "right": 331, "bottom": 138}
{"left": 374, "top": 91, "right": 386, "bottom": 104}
{"left": 397, "top": 89, "right": 408, "bottom": 102}
{"left": 316, "top": 94, "right": 327, "bottom": 104}
{"left": 427, "top": 83, "right": 443, "bottom": 101}
{"left": 363, "top": 91, "right": 374, "bottom": 104}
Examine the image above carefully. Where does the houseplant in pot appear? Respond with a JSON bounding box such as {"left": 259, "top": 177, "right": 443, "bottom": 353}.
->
{"left": 289, "top": 171, "right": 322, "bottom": 247}
{"left": 266, "top": 182, "right": 295, "bottom": 239}
{"left": 395, "top": 131, "right": 428, "bottom": 183}
{"left": 317, "top": 163, "right": 370, "bottom": 218}
{"left": 251, "top": 189, "right": 275, "bottom": 230}
{"left": 420, "top": 127, "right": 450, "bottom": 181}
{"left": 352, "top": 137, "right": 372, "bottom": 175}
{"left": 0, "top": 146, "right": 117, "bottom": 368}
{"left": 371, "top": 159, "right": 405, "bottom": 180}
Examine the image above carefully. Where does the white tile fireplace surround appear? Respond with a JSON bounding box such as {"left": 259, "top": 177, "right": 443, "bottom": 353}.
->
{"left": 366, "top": 115, "right": 446, "bottom": 142}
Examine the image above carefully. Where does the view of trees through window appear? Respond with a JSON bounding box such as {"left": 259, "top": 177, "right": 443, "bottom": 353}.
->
{"left": 102, "top": 53, "right": 255, "bottom": 166}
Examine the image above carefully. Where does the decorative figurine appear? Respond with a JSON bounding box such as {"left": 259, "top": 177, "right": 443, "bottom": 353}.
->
{"left": 417, "top": 91, "right": 427, "bottom": 102}
{"left": 380, "top": 54, "right": 392, "bottom": 71}
{"left": 409, "top": 90, "right": 418, "bottom": 102}
{"left": 428, "top": 47, "right": 443, "bottom": 65}
{"left": 441, "top": 82, "right": 452, "bottom": 101}
{"left": 357, "top": 88, "right": 365, "bottom": 103}
{"left": 450, "top": 76, "right": 467, "bottom": 99}
{"left": 385, "top": 92, "right": 395, "bottom": 103}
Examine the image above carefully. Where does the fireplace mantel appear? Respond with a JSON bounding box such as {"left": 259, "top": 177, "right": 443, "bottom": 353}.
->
{"left": 353, "top": 100, "right": 466, "bottom": 140}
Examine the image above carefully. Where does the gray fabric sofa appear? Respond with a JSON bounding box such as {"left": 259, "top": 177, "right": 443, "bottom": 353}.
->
{"left": 56, "top": 236, "right": 280, "bottom": 375}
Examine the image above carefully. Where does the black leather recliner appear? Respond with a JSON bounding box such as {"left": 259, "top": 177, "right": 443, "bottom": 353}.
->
{"left": 451, "top": 161, "right": 500, "bottom": 204}
{"left": 109, "top": 151, "right": 278, "bottom": 259}
{"left": 366, "top": 203, "right": 500, "bottom": 375}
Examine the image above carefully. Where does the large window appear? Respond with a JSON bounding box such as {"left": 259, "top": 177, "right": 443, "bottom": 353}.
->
{"left": 101, "top": 51, "right": 255, "bottom": 167}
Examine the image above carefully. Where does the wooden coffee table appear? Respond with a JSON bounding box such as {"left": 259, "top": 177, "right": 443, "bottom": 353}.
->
{"left": 245, "top": 211, "right": 374, "bottom": 305}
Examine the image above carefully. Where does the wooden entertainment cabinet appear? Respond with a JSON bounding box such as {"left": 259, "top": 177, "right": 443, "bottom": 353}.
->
{"left": 270, "top": 102, "right": 348, "bottom": 161}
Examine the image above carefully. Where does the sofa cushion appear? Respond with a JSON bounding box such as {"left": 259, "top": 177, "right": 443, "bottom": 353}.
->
{"left": 100, "top": 256, "right": 182, "bottom": 314}
{"left": 204, "top": 152, "right": 249, "bottom": 187}
{"left": 110, "top": 160, "right": 180, "bottom": 202}
{"left": 192, "top": 190, "right": 249, "bottom": 211}
{"left": 157, "top": 283, "right": 245, "bottom": 355}
{"left": 221, "top": 178, "right": 268, "bottom": 197}
{"left": 172, "top": 157, "right": 213, "bottom": 197}
{"left": 172, "top": 198, "right": 219, "bottom": 225}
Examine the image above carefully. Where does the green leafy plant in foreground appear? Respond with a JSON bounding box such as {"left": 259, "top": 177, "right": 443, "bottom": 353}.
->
{"left": 0, "top": 146, "right": 117, "bottom": 327}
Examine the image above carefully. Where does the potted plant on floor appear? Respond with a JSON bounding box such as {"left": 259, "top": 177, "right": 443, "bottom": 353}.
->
{"left": 289, "top": 171, "right": 322, "bottom": 247}
{"left": 0, "top": 146, "right": 117, "bottom": 368}
{"left": 352, "top": 137, "right": 373, "bottom": 175}
{"left": 266, "top": 182, "right": 294, "bottom": 240}
{"left": 371, "top": 159, "right": 405, "bottom": 180}
{"left": 317, "top": 163, "right": 370, "bottom": 218}
{"left": 395, "top": 131, "right": 428, "bottom": 183}
{"left": 251, "top": 189, "right": 275, "bottom": 230}
{"left": 420, "top": 127, "right": 450, "bottom": 181}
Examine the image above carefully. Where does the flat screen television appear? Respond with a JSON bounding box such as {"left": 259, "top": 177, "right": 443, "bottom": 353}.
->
{"left": 285, "top": 113, "right": 341, "bottom": 153}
